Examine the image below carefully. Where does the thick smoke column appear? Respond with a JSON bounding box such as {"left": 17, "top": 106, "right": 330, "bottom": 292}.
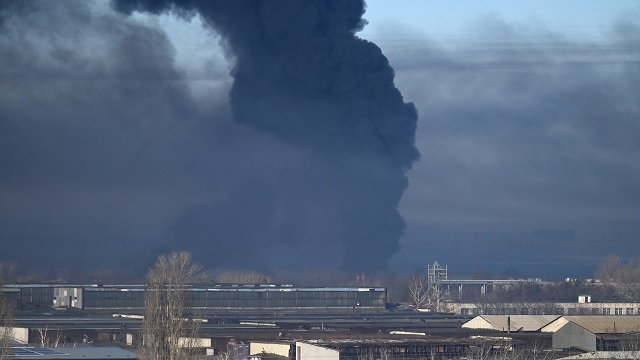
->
{"left": 115, "top": 0, "right": 419, "bottom": 272}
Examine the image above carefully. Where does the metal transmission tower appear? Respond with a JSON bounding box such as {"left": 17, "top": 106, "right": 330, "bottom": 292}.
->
{"left": 428, "top": 261, "right": 448, "bottom": 283}
{"left": 426, "top": 262, "right": 448, "bottom": 310}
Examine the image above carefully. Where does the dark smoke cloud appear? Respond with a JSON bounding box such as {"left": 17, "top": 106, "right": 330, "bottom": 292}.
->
{"left": 4, "top": 1, "right": 638, "bottom": 279}
{"left": 114, "top": 0, "right": 419, "bottom": 272}
{"left": 0, "top": 0, "right": 418, "bottom": 275}
{"left": 0, "top": 0, "right": 220, "bottom": 274}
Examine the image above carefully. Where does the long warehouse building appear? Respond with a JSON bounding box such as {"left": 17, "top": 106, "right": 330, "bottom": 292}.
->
{"left": 2, "top": 283, "right": 387, "bottom": 311}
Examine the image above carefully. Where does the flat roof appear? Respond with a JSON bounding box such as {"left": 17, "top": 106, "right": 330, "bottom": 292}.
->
{"left": 563, "top": 316, "right": 640, "bottom": 334}
{"left": 463, "top": 315, "right": 560, "bottom": 332}
{"left": 5, "top": 284, "right": 385, "bottom": 292}
{"left": 465, "top": 315, "right": 640, "bottom": 335}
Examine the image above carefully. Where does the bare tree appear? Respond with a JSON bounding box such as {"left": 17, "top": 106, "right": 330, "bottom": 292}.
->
{"left": 36, "top": 327, "right": 64, "bottom": 348}
{"left": 467, "top": 337, "right": 516, "bottom": 360}
{"left": 618, "top": 331, "right": 640, "bottom": 358}
{"left": 595, "top": 255, "right": 640, "bottom": 302}
{"left": 407, "top": 273, "right": 447, "bottom": 311}
{"left": 212, "top": 350, "right": 232, "bottom": 360}
{"left": 596, "top": 255, "right": 623, "bottom": 282}
{"left": 1, "top": 263, "right": 15, "bottom": 359}
{"left": 140, "top": 251, "right": 207, "bottom": 360}
{"left": 355, "top": 346, "right": 377, "bottom": 360}
{"left": 426, "top": 282, "right": 446, "bottom": 312}
{"left": 407, "top": 274, "right": 429, "bottom": 309}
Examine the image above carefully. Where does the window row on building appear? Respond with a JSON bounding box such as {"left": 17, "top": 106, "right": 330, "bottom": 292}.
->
{"left": 3, "top": 284, "right": 387, "bottom": 310}
{"left": 456, "top": 303, "right": 640, "bottom": 316}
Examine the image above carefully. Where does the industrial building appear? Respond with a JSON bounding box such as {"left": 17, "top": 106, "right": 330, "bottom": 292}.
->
{"left": 462, "top": 315, "right": 640, "bottom": 352}
{"left": 249, "top": 341, "right": 339, "bottom": 360}
{"left": 451, "top": 301, "right": 640, "bottom": 316}
{"left": 249, "top": 339, "right": 473, "bottom": 360}
{"left": 245, "top": 336, "right": 545, "bottom": 360}
{"left": 2, "top": 283, "right": 387, "bottom": 311}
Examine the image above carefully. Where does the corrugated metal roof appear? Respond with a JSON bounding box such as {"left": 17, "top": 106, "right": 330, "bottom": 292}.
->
{"left": 465, "top": 315, "right": 640, "bottom": 335}
{"left": 563, "top": 316, "right": 640, "bottom": 334}
{"left": 466, "top": 315, "right": 560, "bottom": 332}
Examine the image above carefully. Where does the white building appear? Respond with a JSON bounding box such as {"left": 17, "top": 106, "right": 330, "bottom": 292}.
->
{"left": 463, "top": 315, "right": 640, "bottom": 352}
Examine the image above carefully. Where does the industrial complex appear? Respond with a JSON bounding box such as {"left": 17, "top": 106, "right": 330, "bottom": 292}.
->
{"left": 3, "top": 281, "right": 640, "bottom": 359}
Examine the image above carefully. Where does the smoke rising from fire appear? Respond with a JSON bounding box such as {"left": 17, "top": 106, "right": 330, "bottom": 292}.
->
{"left": 113, "top": 0, "right": 419, "bottom": 272}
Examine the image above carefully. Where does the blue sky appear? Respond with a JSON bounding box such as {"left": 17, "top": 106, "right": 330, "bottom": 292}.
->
{"left": 362, "top": 0, "right": 639, "bottom": 41}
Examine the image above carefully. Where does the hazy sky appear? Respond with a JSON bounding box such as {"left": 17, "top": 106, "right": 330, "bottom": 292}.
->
{"left": 363, "top": 0, "right": 637, "bottom": 40}
{"left": 1, "top": 1, "right": 639, "bottom": 279}
{"left": 360, "top": 1, "right": 640, "bottom": 277}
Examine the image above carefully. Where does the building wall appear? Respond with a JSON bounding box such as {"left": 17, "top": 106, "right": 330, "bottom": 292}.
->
{"left": 82, "top": 288, "right": 145, "bottom": 309}
{"left": 3, "top": 284, "right": 387, "bottom": 310}
{"left": 82, "top": 287, "right": 385, "bottom": 310}
{"left": 453, "top": 303, "right": 640, "bottom": 316}
{"left": 18, "top": 286, "right": 53, "bottom": 306}
{"left": 461, "top": 317, "right": 493, "bottom": 330}
{"left": 250, "top": 342, "right": 291, "bottom": 357}
{"left": 188, "top": 288, "right": 386, "bottom": 309}
{"left": 552, "top": 322, "right": 596, "bottom": 352}
{"left": 296, "top": 342, "right": 339, "bottom": 360}
{"left": 53, "top": 287, "right": 82, "bottom": 308}
{"left": 0, "top": 288, "right": 20, "bottom": 307}
{"left": 0, "top": 326, "right": 29, "bottom": 344}
{"left": 178, "top": 337, "right": 211, "bottom": 348}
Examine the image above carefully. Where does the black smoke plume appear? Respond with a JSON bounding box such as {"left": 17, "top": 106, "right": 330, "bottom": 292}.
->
{"left": 114, "top": 0, "right": 419, "bottom": 272}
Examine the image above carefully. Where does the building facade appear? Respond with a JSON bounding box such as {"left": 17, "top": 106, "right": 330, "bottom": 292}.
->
{"left": 3, "top": 284, "right": 387, "bottom": 311}
{"left": 452, "top": 302, "right": 640, "bottom": 316}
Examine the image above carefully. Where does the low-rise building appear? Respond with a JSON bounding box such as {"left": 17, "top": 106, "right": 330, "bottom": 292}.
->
{"left": 452, "top": 302, "right": 640, "bottom": 316}
{"left": 463, "top": 315, "right": 640, "bottom": 352}
{"left": 3, "top": 283, "right": 387, "bottom": 311}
